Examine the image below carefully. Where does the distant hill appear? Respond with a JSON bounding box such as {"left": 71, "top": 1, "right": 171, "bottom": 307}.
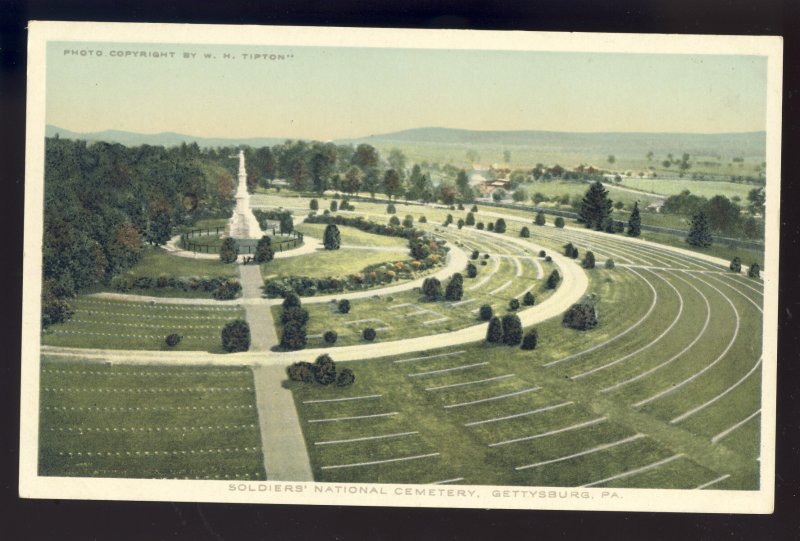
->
{"left": 343, "top": 127, "right": 766, "bottom": 159}
{"left": 46, "top": 124, "right": 766, "bottom": 159}
{"left": 45, "top": 125, "right": 286, "bottom": 149}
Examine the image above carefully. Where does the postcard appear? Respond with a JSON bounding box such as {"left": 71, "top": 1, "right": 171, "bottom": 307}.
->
{"left": 20, "top": 21, "right": 782, "bottom": 513}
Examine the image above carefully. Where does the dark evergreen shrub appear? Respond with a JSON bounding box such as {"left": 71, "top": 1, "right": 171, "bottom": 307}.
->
{"left": 165, "top": 333, "right": 181, "bottom": 347}
{"left": 508, "top": 298, "right": 520, "bottom": 310}
{"left": 466, "top": 212, "right": 475, "bottom": 226}
{"left": 545, "top": 255, "right": 552, "bottom": 262}
{"left": 471, "top": 205, "right": 478, "bottom": 212}
{"left": 582, "top": 251, "right": 596, "bottom": 269}
{"left": 219, "top": 237, "right": 239, "bottom": 263}
{"left": 221, "top": 319, "right": 250, "bottom": 352}
{"left": 314, "top": 354, "right": 337, "bottom": 385}
{"left": 324, "top": 330, "right": 338, "bottom": 344}
{"left": 362, "top": 327, "right": 377, "bottom": 341}
{"left": 338, "top": 299, "right": 351, "bottom": 314}
{"left": 444, "top": 214, "right": 453, "bottom": 226}
{"left": 310, "top": 199, "right": 319, "bottom": 211}
{"left": 562, "top": 298, "right": 598, "bottom": 330}
{"left": 748, "top": 263, "right": 760, "bottom": 279}
{"left": 323, "top": 223, "right": 341, "bottom": 250}
{"left": 730, "top": 256, "right": 742, "bottom": 273}
{"left": 494, "top": 218, "right": 506, "bottom": 233}
{"left": 604, "top": 258, "right": 615, "bottom": 269}
{"left": 564, "top": 242, "right": 575, "bottom": 257}
{"left": 445, "top": 273, "right": 464, "bottom": 301}
{"left": 466, "top": 263, "right": 478, "bottom": 278}
{"left": 471, "top": 250, "right": 480, "bottom": 260}
{"left": 330, "top": 200, "right": 338, "bottom": 212}
{"left": 403, "top": 215, "right": 414, "bottom": 228}
{"left": 283, "top": 292, "right": 302, "bottom": 309}
{"left": 539, "top": 250, "right": 546, "bottom": 257}
{"left": 387, "top": 203, "right": 396, "bottom": 214}
{"left": 389, "top": 215, "right": 401, "bottom": 226}
{"left": 476, "top": 222, "right": 485, "bottom": 230}
{"left": 479, "top": 304, "right": 493, "bottom": 321}
{"left": 546, "top": 270, "right": 561, "bottom": 289}
{"left": 523, "top": 291, "right": 535, "bottom": 306}
{"left": 520, "top": 226, "right": 530, "bottom": 238}
{"left": 487, "top": 222, "right": 495, "bottom": 231}
{"left": 419, "top": 215, "right": 427, "bottom": 223}
{"left": 255, "top": 235, "right": 274, "bottom": 263}
{"left": 457, "top": 218, "right": 465, "bottom": 229}
{"left": 501, "top": 314, "right": 523, "bottom": 345}
{"left": 486, "top": 316, "right": 503, "bottom": 343}
{"left": 287, "top": 361, "right": 315, "bottom": 383}
{"left": 555, "top": 216, "right": 565, "bottom": 228}
{"left": 336, "top": 368, "right": 356, "bottom": 387}
{"left": 535, "top": 212, "right": 546, "bottom": 226}
{"left": 422, "top": 277, "right": 443, "bottom": 300}
{"left": 280, "top": 320, "right": 307, "bottom": 350}
{"left": 281, "top": 306, "right": 309, "bottom": 326}
{"left": 521, "top": 329, "right": 538, "bottom": 350}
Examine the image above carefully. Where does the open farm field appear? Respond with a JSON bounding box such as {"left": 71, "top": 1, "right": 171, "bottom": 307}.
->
{"left": 619, "top": 177, "right": 759, "bottom": 200}
{"left": 42, "top": 297, "right": 245, "bottom": 352}
{"left": 39, "top": 357, "right": 265, "bottom": 480}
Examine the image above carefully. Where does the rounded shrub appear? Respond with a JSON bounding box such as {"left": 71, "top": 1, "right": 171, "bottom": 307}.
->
{"left": 362, "top": 327, "right": 377, "bottom": 341}
{"left": 730, "top": 256, "right": 742, "bottom": 273}
{"left": 457, "top": 218, "right": 465, "bottom": 229}
{"left": 336, "top": 368, "right": 356, "bottom": 387}
{"left": 471, "top": 250, "right": 480, "bottom": 260}
{"left": 534, "top": 212, "right": 546, "bottom": 226}
{"left": 283, "top": 292, "right": 302, "bottom": 309}
{"left": 323, "top": 330, "right": 338, "bottom": 344}
{"left": 479, "top": 304, "right": 493, "bottom": 321}
{"left": 403, "top": 215, "right": 414, "bottom": 228}
{"left": 604, "top": 258, "right": 615, "bottom": 269}
{"left": 387, "top": 203, "right": 396, "bottom": 214}
{"left": 310, "top": 198, "right": 319, "bottom": 211}
{"left": 221, "top": 319, "right": 251, "bottom": 353}
{"left": 539, "top": 250, "right": 546, "bottom": 257}
{"left": 466, "top": 212, "right": 475, "bottom": 226}
{"left": 389, "top": 215, "right": 401, "bottom": 226}
{"left": 545, "top": 255, "right": 552, "bottom": 262}
{"left": 501, "top": 314, "right": 523, "bottom": 346}
{"left": 582, "top": 251, "right": 596, "bottom": 269}
{"left": 487, "top": 222, "right": 495, "bottom": 232}
{"left": 255, "top": 235, "right": 274, "bottom": 263}
{"left": 508, "top": 298, "right": 520, "bottom": 311}
{"left": 419, "top": 215, "right": 427, "bottom": 223}
{"left": 748, "top": 263, "right": 760, "bottom": 279}
{"left": 287, "top": 361, "right": 315, "bottom": 383}
{"left": 483, "top": 253, "right": 490, "bottom": 259}
{"left": 330, "top": 200, "right": 338, "bottom": 212}
{"left": 471, "top": 204, "right": 479, "bottom": 212}
{"left": 521, "top": 329, "right": 538, "bottom": 350}
{"left": 444, "top": 273, "right": 464, "bottom": 301}
{"left": 323, "top": 223, "right": 341, "bottom": 250}
{"left": 555, "top": 216, "right": 565, "bottom": 228}
{"left": 165, "top": 333, "right": 181, "bottom": 347}
{"left": 280, "top": 320, "right": 307, "bottom": 350}
{"left": 338, "top": 299, "right": 351, "bottom": 314}
{"left": 219, "top": 237, "right": 239, "bottom": 264}
{"left": 314, "top": 354, "right": 337, "bottom": 385}
{"left": 486, "top": 316, "right": 503, "bottom": 344}
{"left": 520, "top": 226, "right": 530, "bottom": 238}
{"left": 476, "top": 222, "right": 485, "bottom": 230}
{"left": 523, "top": 291, "right": 535, "bottom": 306}
{"left": 422, "top": 277, "right": 443, "bottom": 301}
{"left": 546, "top": 269, "right": 561, "bottom": 289}
{"left": 466, "top": 263, "right": 478, "bottom": 278}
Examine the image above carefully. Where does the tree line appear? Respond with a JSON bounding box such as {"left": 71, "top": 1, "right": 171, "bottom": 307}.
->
{"left": 42, "top": 137, "right": 236, "bottom": 326}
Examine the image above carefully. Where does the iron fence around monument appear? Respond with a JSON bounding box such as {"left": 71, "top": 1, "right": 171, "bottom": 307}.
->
{"left": 180, "top": 228, "right": 304, "bottom": 254}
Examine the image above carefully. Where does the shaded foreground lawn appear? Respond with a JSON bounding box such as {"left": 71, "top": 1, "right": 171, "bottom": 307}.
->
{"left": 39, "top": 357, "right": 265, "bottom": 480}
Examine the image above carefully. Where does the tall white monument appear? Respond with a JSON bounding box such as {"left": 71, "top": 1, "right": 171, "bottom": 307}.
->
{"left": 228, "top": 150, "right": 262, "bottom": 239}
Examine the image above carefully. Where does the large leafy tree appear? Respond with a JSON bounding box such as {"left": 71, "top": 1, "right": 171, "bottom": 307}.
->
{"left": 579, "top": 181, "right": 613, "bottom": 230}
{"left": 342, "top": 166, "right": 363, "bottom": 195}
{"left": 383, "top": 169, "right": 402, "bottom": 200}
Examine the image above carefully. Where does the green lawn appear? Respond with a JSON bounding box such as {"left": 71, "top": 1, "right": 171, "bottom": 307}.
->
{"left": 262, "top": 248, "right": 409, "bottom": 280}
{"left": 131, "top": 247, "right": 238, "bottom": 278}
{"left": 39, "top": 358, "right": 265, "bottom": 480}
{"left": 295, "top": 223, "right": 410, "bottom": 249}
{"left": 619, "top": 177, "right": 759, "bottom": 200}
{"left": 42, "top": 296, "right": 245, "bottom": 352}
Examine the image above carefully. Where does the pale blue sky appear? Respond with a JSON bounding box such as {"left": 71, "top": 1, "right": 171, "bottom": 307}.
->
{"left": 47, "top": 42, "right": 768, "bottom": 140}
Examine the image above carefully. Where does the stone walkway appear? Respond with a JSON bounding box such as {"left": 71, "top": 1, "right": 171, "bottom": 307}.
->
{"left": 252, "top": 364, "right": 314, "bottom": 481}
{"left": 238, "top": 264, "right": 278, "bottom": 351}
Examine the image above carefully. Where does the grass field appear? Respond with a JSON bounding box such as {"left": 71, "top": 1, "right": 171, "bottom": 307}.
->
{"left": 42, "top": 297, "right": 245, "bottom": 352}
{"left": 132, "top": 247, "right": 238, "bottom": 279}
{"left": 39, "top": 357, "right": 265, "bottom": 480}
{"left": 291, "top": 260, "right": 762, "bottom": 489}
{"left": 262, "top": 246, "right": 409, "bottom": 280}
{"left": 618, "top": 177, "right": 759, "bottom": 201}
{"left": 295, "top": 223, "right": 409, "bottom": 249}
